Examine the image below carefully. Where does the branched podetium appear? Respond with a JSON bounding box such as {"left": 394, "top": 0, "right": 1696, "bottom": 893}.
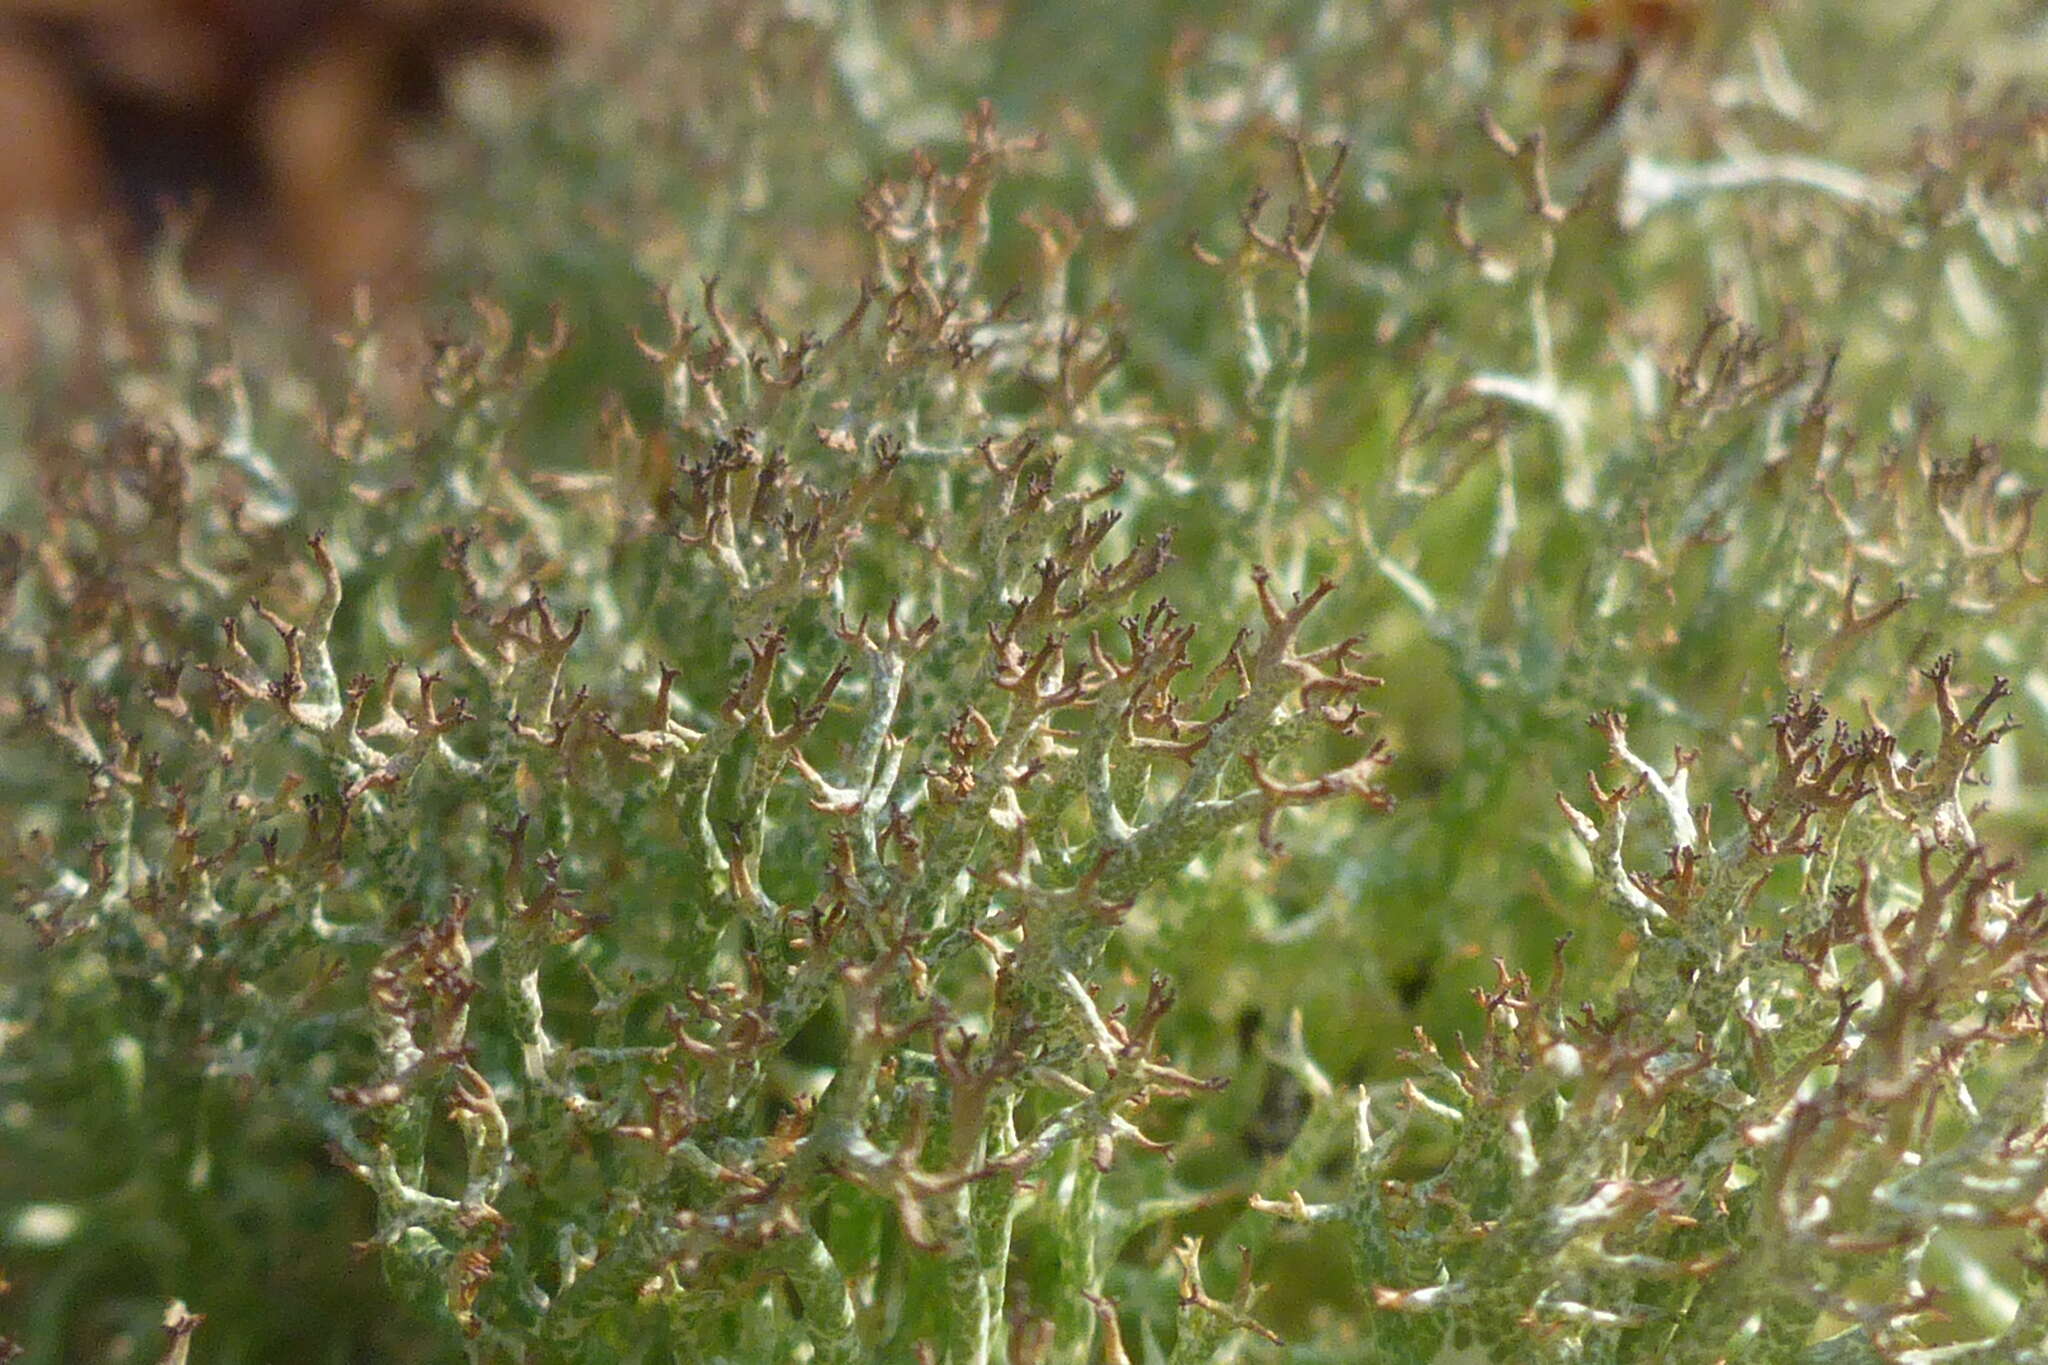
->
{"left": 14, "top": 5, "right": 2048, "bottom": 1363}
{"left": 2, "top": 108, "right": 1388, "bottom": 1362}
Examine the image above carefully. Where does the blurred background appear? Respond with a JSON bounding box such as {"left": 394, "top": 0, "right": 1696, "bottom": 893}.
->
{"left": 0, "top": 0, "right": 593, "bottom": 361}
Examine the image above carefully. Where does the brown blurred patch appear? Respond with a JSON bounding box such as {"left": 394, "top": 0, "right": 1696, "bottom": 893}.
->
{"left": 0, "top": 0, "right": 590, "bottom": 363}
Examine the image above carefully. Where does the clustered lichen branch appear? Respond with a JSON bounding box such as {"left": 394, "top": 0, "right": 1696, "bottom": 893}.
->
{"left": 3, "top": 116, "right": 1386, "bottom": 1363}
